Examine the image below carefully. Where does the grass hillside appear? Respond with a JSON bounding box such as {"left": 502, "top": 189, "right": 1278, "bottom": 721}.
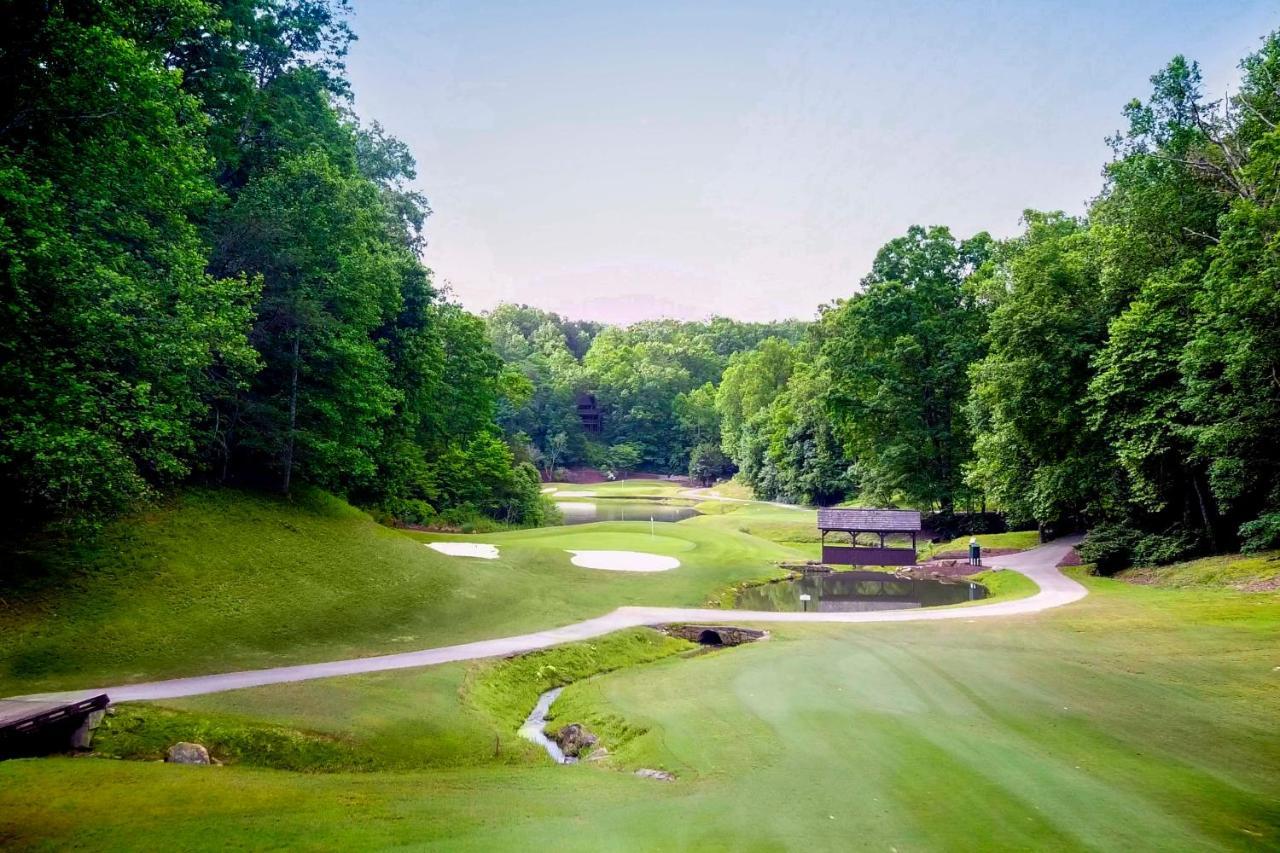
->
{"left": 0, "top": 488, "right": 796, "bottom": 696}
{"left": 1119, "top": 550, "right": 1280, "bottom": 591}
{"left": 2, "top": 570, "right": 1277, "bottom": 849}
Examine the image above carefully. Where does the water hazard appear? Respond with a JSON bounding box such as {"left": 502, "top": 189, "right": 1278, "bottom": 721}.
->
{"left": 555, "top": 500, "right": 701, "bottom": 525}
{"left": 733, "top": 570, "right": 987, "bottom": 612}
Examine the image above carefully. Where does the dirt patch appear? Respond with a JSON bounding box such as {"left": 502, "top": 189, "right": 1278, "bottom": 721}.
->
{"left": 1235, "top": 578, "right": 1280, "bottom": 592}
{"left": 931, "top": 547, "right": 1023, "bottom": 560}
{"left": 915, "top": 561, "right": 985, "bottom": 578}
{"left": 1056, "top": 547, "right": 1082, "bottom": 567}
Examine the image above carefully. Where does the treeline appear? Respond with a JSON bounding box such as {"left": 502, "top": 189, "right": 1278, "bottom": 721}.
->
{"left": 1, "top": 1, "right": 545, "bottom": 534}
{"left": 485, "top": 305, "right": 805, "bottom": 478}
{"left": 718, "top": 41, "right": 1280, "bottom": 566}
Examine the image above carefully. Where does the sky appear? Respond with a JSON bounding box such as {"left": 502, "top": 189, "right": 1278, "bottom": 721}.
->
{"left": 345, "top": 1, "right": 1278, "bottom": 323}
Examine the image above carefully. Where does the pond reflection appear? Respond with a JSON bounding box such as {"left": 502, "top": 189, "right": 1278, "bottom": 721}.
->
{"left": 554, "top": 500, "right": 701, "bottom": 525}
{"left": 734, "top": 570, "right": 986, "bottom": 612}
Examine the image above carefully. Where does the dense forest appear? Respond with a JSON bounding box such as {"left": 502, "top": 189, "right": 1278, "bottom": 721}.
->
{"left": 3, "top": 2, "right": 1279, "bottom": 573}
{"left": 1, "top": 0, "right": 547, "bottom": 535}
{"left": 485, "top": 305, "right": 804, "bottom": 481}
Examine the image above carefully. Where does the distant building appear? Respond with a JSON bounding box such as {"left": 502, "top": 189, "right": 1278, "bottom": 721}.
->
{"left": 576, "top": 392, "right": 603, "bottom": 433}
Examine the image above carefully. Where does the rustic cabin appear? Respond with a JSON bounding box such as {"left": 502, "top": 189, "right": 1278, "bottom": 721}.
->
{"left": 576, "top": 392, "right": 603, "bottom": 433}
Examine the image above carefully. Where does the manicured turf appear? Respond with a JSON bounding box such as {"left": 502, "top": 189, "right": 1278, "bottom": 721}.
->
{"left": 918, "top": 530, "right": 1045, "bottom": 561}
{"left": 2, "top": 572, "right": 1277, "bottom": 849}
{"left": 0, "top": 488, "right": 798, "bottom": 695}
{"left": 543, "top": 479, "right": 690, "bottom": 498}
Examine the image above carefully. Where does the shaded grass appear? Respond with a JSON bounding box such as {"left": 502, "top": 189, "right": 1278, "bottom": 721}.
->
{"left": 1119, "top": 549, "right": 1280, "bottom": 590}
{"left": 92, "top": 704, "right": 365, "bottom": 772}
{"left": 920, "top": 530, "right": 1044, "bottom": 560}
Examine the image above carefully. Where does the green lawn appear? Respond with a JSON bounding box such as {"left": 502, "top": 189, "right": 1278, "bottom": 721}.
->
{"left": 919, "top": 530, "right": 1045, "bottom": 560}
{"left": 1, "top": 572, "right": 1277, "bottom": 849}
{"left": 0, "top": 488, "right": 798, "bottom": 696}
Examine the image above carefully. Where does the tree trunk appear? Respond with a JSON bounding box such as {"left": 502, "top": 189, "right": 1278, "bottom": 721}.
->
{"left": 1192, "top": 471, "right": 1218, "bottom": 552}
{"left": 282, "top": 329, "right": 300, "bottom": 495}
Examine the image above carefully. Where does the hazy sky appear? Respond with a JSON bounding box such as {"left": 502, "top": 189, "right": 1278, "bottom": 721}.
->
{"left": 346, "top": 1, "right": 1277, "bottom": 323}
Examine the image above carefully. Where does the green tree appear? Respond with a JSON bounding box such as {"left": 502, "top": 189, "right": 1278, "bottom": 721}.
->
{"left": 211, "top": 149, "right": 403, "bottom": 493}
{"left": 967, "top": 213, "right": 1115, "bottom": 526}
{"left": 688, "top": 443, "right": 732, "bottom": 487}
{"left": 822, "top": 226, "right": 989, "bottom": 510}
{"left": 0, "top": 0, "right": 257, "bottom": 528}
{"left": 716, "top": 338, "right": 796, "bottom": 463}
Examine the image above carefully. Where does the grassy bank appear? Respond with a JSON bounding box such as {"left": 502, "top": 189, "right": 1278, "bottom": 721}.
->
{"left": 464, "top": 628, "right": 695, "bottom": 733}
{"left": 1118, "top": 550, "right": 1280, "bottom": 591}
{"left": 0, "top": 488, "right": 795, "bottom": 696}
{"left": 89, "top": 628, "right": 696, "bottom": 773}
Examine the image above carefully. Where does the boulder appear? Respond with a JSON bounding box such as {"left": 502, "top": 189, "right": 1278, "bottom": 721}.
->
{"left": 553, "top": 724, "right": 598, "bottom": 758}
{"left": 585, "top": 746, "right": 610, "bottom": 762}
{"left": 165, "top": 742, "right": 211, "bottom": 765}
{"left": 634, "top": 768, "right": 675, "bottom": 782}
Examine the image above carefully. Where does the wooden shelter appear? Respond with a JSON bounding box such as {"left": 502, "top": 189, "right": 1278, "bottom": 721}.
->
{"left": 576, "top": 393, "right": 603, "bottom": 433}
{"left": 818, "top": 508, "right": 921, "bottom": 567}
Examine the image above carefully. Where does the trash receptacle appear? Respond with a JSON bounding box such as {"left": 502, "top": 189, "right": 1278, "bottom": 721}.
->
{"left": 968, "top": 537, "right": 981, "bottom": 566}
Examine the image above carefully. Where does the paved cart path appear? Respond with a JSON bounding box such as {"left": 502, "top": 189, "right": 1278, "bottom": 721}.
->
{"left": 20, "top": 537, "right": 1084, "bottom": 703}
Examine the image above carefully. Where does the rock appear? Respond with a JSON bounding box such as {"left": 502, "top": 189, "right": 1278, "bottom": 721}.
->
{"left": 553, "top": 723, "right": 598, "bottom": 758}
{"left": 585, "top": 747, "right": 610, "bottom": 762}
{"left": 634, "top": 768, "right": 675, "bottom": 782}
{"left": 165, "top": 742, "right": 211, "bottom": 765}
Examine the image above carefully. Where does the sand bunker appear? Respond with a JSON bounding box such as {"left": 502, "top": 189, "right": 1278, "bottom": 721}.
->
{"left": 566, "top": 550, "right": 680, "bottom": 572}
{"left": 555, "top": 490, "right": 597, "bottom": 498}
{"left": 428, "top": 542, "right": 499, "bottom": 559}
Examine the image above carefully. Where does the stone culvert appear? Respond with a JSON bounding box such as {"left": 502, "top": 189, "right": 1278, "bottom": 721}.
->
{"left": 659, "top": 624, "right": 768, "bottom": 646}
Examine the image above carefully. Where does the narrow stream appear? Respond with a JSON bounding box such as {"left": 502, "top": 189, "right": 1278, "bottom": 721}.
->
{"left": 517, "top": 687, "right": 569, "bottom": 763}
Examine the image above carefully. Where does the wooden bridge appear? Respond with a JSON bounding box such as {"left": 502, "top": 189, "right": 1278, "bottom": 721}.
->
{"left": 0, "top": 693, "right": 109, "bottom": 758}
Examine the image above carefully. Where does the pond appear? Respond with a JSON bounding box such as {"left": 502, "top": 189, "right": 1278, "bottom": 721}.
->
{"left": 554, "top": 500, "right": 701, "bottom": 525}
{"left": 733, "top": 570, "right": 987, "bottom": 612}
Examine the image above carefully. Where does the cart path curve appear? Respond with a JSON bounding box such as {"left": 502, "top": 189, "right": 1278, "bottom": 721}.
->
{"left": 19, "top": 536, "right": 1084, "bottom": 703}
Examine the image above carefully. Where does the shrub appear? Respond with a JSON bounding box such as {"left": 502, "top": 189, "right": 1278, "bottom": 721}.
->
{"left": 1131, "top": 531, "right": 1197, "bottom": 566}
{"left": 1079, "top": 523, "right": 1141, "bottom": 575}
{"left": 380, "top": 497, "right": 437, "bottom": 527}
{"left": 921, "top": 511, "right": 1008, "bottom": 541}
{"left": 1239, "top": 513, "right": 1280, "bottom": 554}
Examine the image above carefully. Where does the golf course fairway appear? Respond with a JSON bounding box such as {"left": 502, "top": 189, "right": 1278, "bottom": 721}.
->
{"left": 2, "top": 563, "right": 1278, "bottom": 849}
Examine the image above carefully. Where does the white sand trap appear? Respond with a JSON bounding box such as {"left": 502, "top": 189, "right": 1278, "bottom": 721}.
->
{"left": 428, "top": 542, "right": 499, "bottom": 559}
{"left": 555, "top": 490, "right": 597, "bottom": 497}
{"left": 566, "top": 550, "right": 680, "bottom": 572}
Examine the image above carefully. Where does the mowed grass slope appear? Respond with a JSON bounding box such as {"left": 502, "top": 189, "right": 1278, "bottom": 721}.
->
{"left": 1, "top": 572, "right": 1277, "bottom": 849}
{"left": 0, "top": 488, "right": 795, "bottom": 696}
